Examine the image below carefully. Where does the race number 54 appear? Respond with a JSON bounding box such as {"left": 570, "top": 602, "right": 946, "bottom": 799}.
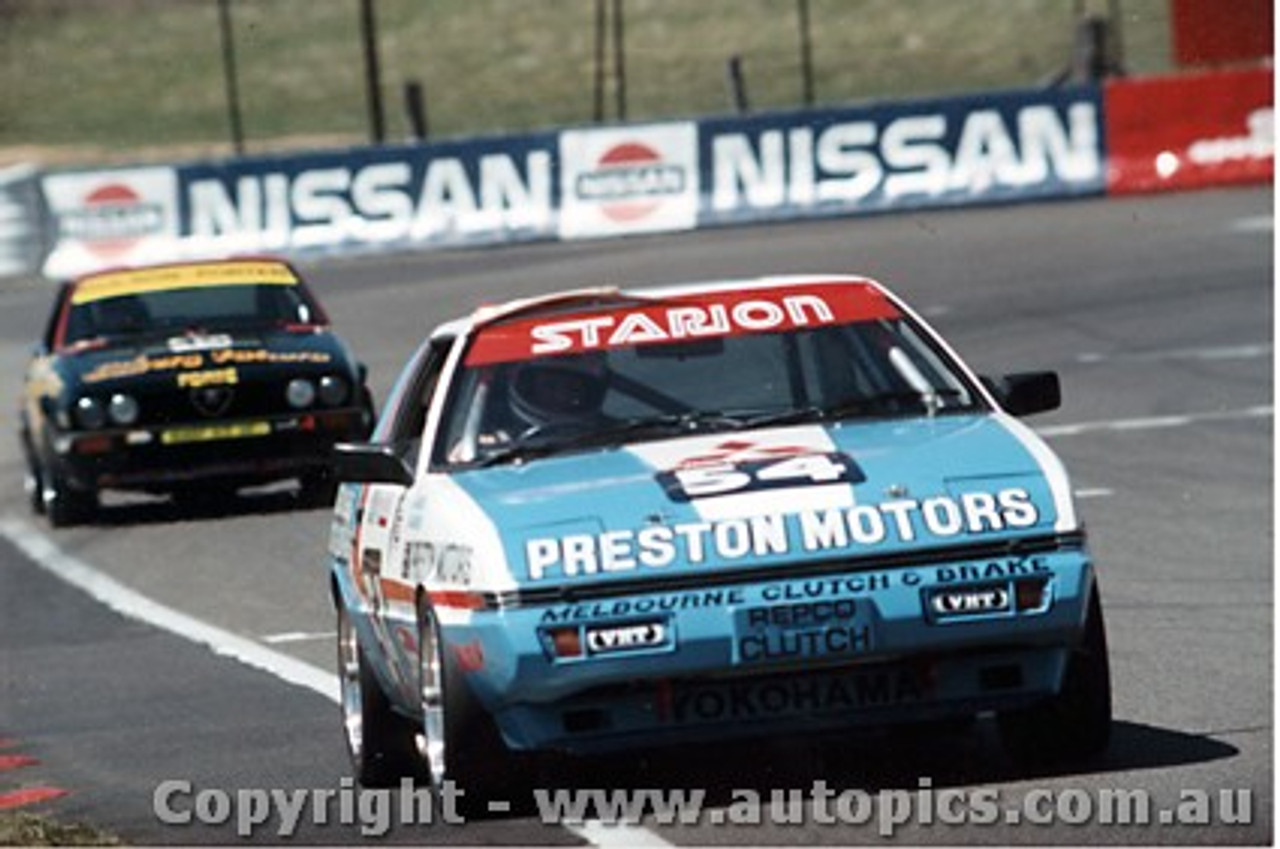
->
{"left": 659, "top": 453, "right": 862, "bottom": 501}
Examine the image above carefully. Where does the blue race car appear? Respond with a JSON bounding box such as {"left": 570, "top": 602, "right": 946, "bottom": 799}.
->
{"left": 328, "top": 275, "right": 1110, "bottom": 796}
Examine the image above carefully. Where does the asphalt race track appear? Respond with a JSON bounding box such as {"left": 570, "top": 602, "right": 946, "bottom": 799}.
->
{"left": 0, "top": 186, "right": 1271, "bottom": 844}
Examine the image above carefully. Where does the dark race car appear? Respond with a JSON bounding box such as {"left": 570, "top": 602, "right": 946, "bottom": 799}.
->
{"left": 21, "top": 258, "right": 374, "bottom": 526}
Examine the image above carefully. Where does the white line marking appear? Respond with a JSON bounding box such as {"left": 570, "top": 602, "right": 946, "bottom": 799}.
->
{"left": 564, "top": 820, "right": 675, "bottom": 847}
{"left": 1076, "top": 343, "right": 1271, "bottom": 364}
{"left": 0, "top": 515, "right": 667, "bottom": 847}
{"left": 1037, "top": 405, "right": 1272, "bottom": 438}
{"left": 262, "top": 630, "right": 337, "bottom": 645}
{"left": 1073, "top": 488, "right": 1114, "bottom": 499}
{"left": 1230, "top": 215, "right": 1273, "bottom": 233}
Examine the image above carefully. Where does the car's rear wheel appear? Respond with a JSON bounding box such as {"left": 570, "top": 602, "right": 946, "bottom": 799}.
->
{"left": 997, "top": 586, "right": 1112, "bottom": 764}
{"left": 45, "top": 472, "right": 96, "bottom": 528}
{"left": 336, "top": 606, "right": 421, "bottom": 787}
{"left": 417, "top": 601, "right": 527, "bottom": 814}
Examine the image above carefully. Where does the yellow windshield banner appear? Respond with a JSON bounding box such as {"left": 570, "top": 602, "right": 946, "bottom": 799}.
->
{"left": 72, "top": 261, "right": 298, "bottom": 304}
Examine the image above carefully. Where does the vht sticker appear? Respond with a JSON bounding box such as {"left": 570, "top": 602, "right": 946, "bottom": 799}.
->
{"left": 928, "top": 583, "right": 1011, "bottom": 618}
{"left": 585, "top": 619, "right": 669, "bottom": 655}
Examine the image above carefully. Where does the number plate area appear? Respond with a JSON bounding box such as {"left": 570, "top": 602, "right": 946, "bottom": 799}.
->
{"left": 734, "top": 597, "right": 874, "bottom": 666}
{"left": 160, "top": 421, "right": 271, "bottom": 445}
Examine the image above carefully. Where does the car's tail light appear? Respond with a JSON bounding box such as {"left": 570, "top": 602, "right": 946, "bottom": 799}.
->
{"left": 548, "top": 627, "right": 583, "bottom": 659}
{"left": 1014, "top": 577, "right": 1051, "bottom": 612}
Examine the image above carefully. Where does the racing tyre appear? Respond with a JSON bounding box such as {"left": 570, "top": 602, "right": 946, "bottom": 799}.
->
{"left": 45, "top": 473, "right": 96, "bottom": 528}
{"left": 299, "top": 469, "right": 340, "bottom": 509}
{"left": 25, "top": 462, "right": 45, "bottom": 516}
{"left": 997, "top": 587, "right": 1112, "bottom": 765}
{"left": 418, "top": 601, "right": 529, "bottom": 816}
{"left": 337, "top": 606, "right": 421, "bottom": 787}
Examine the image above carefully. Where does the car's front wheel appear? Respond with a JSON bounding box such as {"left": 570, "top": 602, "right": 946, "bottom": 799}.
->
{"left": 998, "top": 586, "right": 1112, "bottom": 764}
{"left": 25, "top": 462, "right": 45, "bottom": 516}
{"left": 44, "top": 471, "right": 96, "bottom": 528}
{"left": 336, "top": 606, "right": 420, "bottom": 787}
{"left": 417, "top": 601, "right": 527, "bottom": 815}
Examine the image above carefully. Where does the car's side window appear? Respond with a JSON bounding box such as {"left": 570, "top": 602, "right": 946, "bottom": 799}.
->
{"left": 388, "top": 337, "right": 454, "bottom": 470}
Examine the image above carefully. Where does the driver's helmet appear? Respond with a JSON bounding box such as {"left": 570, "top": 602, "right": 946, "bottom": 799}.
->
{"left": 508, "top": 354, "right": 610, "bottom": 430}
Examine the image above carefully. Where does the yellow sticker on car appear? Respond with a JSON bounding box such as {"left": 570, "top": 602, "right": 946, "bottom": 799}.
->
{"left": 176, "top": 367, "right": 238, "bottom": 389}
{"left": 160, "top": 421, "right": 271, "bottom": 445}
{"left": 73, "top": 261, "right": 298, "bottom": 304}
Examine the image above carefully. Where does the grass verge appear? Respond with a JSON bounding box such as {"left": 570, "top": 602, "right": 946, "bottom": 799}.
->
{"left": 0, "top": 0, "right": 1171, "bottom": 166}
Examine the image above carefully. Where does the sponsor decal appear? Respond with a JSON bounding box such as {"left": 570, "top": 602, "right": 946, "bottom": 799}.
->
{"left": 660, "top": 666, "right": 928, "bottom": 724}
{"left": 83, "top": 353, "right": 204, "bottom": 383}
{"left": 659, "top": 449, "right": 861, "bottom": 502}
{"left": 630, "top": 427, "right": 858, "bottom": 520}
{"left": 524, "top": 487, "right": 1039, "bottom": 581}
{"left": 584, "top": 619, "right": 669, "bottom": 654}
{"left": 72, "top": 260, "right": 297, "bottom": 304}
{"left": 1104, "top": 67, "right": 1273, "bottom": 193}
{"left": 559, "top": 123, "right": 699, "bottom": 238}
{"left": 41, "top": 167, "right": 179, "bottom": 276}
{"left": 706, "top": 93, "right": 1101, "bottom": 219}
{"left": 465, "top": 282, "right": 898, "bottom": 365}
{"left": 80, "top": 349, "right": 331, "bottom": 383}
{"left": 540, "top": 588, "right": 747, "bottom": 623}
{"left": 176, "top": 367, "right": 238, "bottom": 389}
{"left": 406, "top": 541, "right": 474, "bottom": 586}
{"left": 927, "top": 583, "right": 1011, "bottom": 616}
{"left": 934, "top": 558, "right": 1049, "bottom": 582}
{"left": 55, "top": 184, "right": 164, "bottom": 260}
{"left": 184, "top": 146, "right": 554, "bottom": 251}
{"left": 736, "top": 599, "right": 872, "bottom": 663}
{"left": 210, "top": 349, "right": 332, "bottom": 366}
{"left": 167, "top": 334, "right": 233, "bottom": 353}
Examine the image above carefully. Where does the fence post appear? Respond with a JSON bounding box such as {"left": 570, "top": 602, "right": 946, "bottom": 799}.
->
{"left": 404, "top": 80, "right": 429, "bottom": 141}
{"left": 593, "top": 0, "right": 607, "bottom": 122}
{"left": 611, "top": 0, "right": 627, "bottom": 121}
{"left": 359, "top": 0, "right": 386, "bottom": 144}
{"left": 216, "top": 0, "right": 245, "bottom": 155}
{"left": 726, "top": 55, "right": 750, "bottom": 113}
{"left": 797, "top": 0, "right": 815, "bottom": 106}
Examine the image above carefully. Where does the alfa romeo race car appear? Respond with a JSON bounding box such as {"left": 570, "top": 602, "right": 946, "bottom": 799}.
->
{"left": 329, "top": 274, "right": 1110, "bottom": 798}
{"left": 20, "top": 258, "right": 374, "bottom": 526}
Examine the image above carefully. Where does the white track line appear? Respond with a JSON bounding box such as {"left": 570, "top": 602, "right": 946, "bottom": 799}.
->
{"left": 565, "top": 820, "right": 675, "bottom": 847}
{"left": 1230, "top": 215, "right": 1273, "bottom": 233}
{"left": 1036, "top": 404, "right": 1272, "bottom": 438}
{"left": 1075, "top": 343, "right": 1271, "bottom": 364}
{"left": 0, "top": 515, "right": 671, "bottom": 847}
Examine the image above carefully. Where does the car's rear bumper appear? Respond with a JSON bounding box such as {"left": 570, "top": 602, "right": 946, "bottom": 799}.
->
{"left": 447, "top": 543, "right": 1094, "bottom": 754}
{"left": 44, "top": 407, "right": 369, "bottom": 492}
